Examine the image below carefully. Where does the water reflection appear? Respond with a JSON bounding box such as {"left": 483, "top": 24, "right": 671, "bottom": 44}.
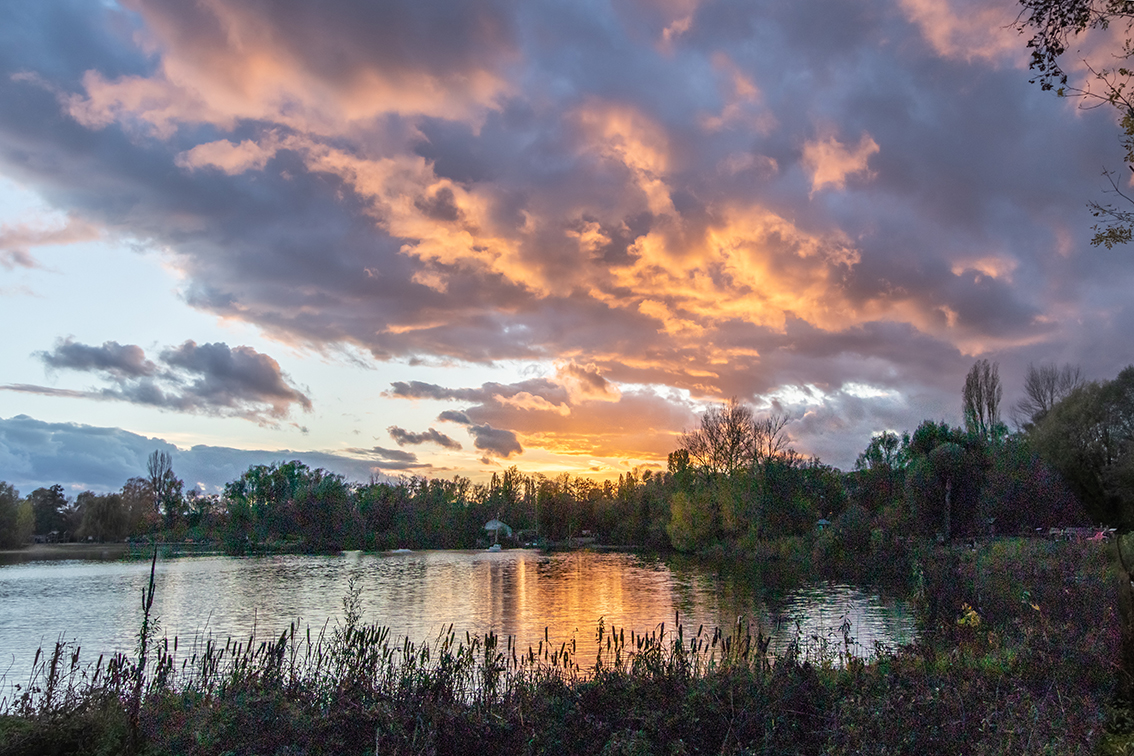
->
{"left": 0, "top": 550, "right": 917, "bottom": 685}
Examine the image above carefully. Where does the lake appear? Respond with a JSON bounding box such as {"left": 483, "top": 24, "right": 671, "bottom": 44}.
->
{"left": 0, "top": 549, "right": 917, "bottom": 686}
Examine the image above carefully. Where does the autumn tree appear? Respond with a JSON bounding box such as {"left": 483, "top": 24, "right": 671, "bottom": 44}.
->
{"left": 121, "top": 476, "right": 160, "bottom": 535}
{"left": 666, "top": 489, "right": 717, "bottom": 552}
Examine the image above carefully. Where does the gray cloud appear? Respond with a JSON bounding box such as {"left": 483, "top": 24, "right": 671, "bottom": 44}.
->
{"left": 388, "top": 381, "right": 489, "bottom": 402}
{"left": 341, "top": 445, "right": 423, "bottom": 467}
{"left": 159, "top": 341, "right": 313, "bottom": 416}
{"left": 468, "top": 423, "right": 522, "bottom": 458}
{"left": 0, "top": 414, "right": 420, "bottom": 493}
{"left": 40, "top": 338, "right": 157, "bottom": 379}
{"left": 438, "top": 410, "right": 472, "bottom": 424}
{"left": 31, "top": 338, "right": 311, "bottom": 422}
{"left": 386, "top": 384, "right": 524, "bottom": 457}
{"left": 1, "top": 0, "right": 1133, "bottom": 469}
{"left": 0, "top": 384, "right": 93, "bottom": 400}
{"left": 388, "top": 425, "right": 463, "bottom": 449}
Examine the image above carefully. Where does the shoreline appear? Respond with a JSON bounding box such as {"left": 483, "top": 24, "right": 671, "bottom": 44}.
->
{"left": 0, "top": 542, "right": 132, "bottom": 562}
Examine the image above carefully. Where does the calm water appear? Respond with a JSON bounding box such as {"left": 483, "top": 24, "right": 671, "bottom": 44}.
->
{"left": 0, "top": 549, "right": 917, "bottom": 685}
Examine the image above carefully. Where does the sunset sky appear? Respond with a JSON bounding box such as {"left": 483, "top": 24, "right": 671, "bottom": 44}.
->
{"left": 2, "top": 0, "right": 1133, "bottom": 494}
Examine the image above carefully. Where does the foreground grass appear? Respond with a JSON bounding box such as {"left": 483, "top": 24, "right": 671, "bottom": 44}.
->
{"left": 0, "top": 539, "right": 1125, "bottom": 755}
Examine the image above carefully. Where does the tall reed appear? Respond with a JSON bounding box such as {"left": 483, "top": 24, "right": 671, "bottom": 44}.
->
{"left": 0, "top": 540, "right": 1119, "bottom": 755}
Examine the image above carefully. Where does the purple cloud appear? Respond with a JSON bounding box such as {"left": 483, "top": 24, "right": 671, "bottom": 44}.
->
{"left": 26, "top": 339, "right": 311, "bottom": 423}
{"left": 388, "top": 425, "right": 463, "bottom": 450}
{"left": 0, "top": 0, "right": 1132, "bottom": 468}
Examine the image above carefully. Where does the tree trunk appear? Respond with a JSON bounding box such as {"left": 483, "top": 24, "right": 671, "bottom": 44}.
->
{"left": 943, "top": 475, "right": 952, "bottom": 542}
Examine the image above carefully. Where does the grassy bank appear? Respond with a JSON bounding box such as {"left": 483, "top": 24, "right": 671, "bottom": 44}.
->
{"left": 0, "top": 539, "right": 1125, "bottom": 755}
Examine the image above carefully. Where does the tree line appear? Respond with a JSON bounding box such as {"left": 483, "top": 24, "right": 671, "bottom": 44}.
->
{"left": 3, "top": 359, "right": 1133, "bottom": 553}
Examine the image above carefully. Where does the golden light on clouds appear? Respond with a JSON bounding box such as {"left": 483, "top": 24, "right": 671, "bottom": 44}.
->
{"left": 3, "top": 0, "right": 1120, "bottom": 488}
{"left": 175, "top": 138, "right": 279, "bottom": 175}
{"left": 802, "top": 131, "right": 880, "bottom": 194}
{"left": 897, "top": 0, "right": 1024, "bottom": 63}
{"left": 950, "top": 256, "right": 1018, "bottom": 281}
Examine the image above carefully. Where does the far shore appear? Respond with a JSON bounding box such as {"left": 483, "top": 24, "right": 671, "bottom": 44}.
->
{"left": 0, "top": 542, "right": 133, "bottom": 562}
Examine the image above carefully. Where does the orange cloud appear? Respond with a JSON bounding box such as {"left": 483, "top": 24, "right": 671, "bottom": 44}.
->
{"left": 950, "top": 255, "right": 1018, "bottom": 281}
{"left": 468, "top": 387, "right": 692, "bottom": 461}
{"left": 589, "top": 203, "right": 862, "bottom": 340}
{"left": 64, "top": 1, "right": 515, "bottom": 139}
{"left": 573, "top": 99, "right": 676, "bottom": 216}
{"left": 497, "top": 391, "right": 572, "bottom": 415}
{"left": 0, "top": 214, "right": 103, "bottom": 269}
{"left": 555, "top": 362, "right": 621, "bottom": 403}
{"left": 698, "top": 52, "right": 774, "bottom": 134}
{"left": 897, "top": 0, "right": 1023, "bottom": 64}
{"left": 802, "top": 131, "right": 880, "bottom": 194}
{"left": 175, "top": 137, "right": 281, "bottom": 175}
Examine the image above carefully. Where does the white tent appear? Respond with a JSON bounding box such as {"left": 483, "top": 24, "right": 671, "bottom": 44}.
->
{"left": 483, "top": 519, "right": 513, "bottom": 537}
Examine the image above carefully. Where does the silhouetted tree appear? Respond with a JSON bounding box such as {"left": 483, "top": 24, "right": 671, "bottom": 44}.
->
{"left": 147, "top": 450, "right": 185, "bottom": 528}
{"left": 681, "top": 398, "right": 757, "bottom": 475}
{"left": 29, "top": 484, "right": 68, "bottom": 536}
{"left": 1012, "top": 362, "right": 1083, "bottom": 429}
{"left": 963, "top": 359, "right": 1004, "bottom": 443}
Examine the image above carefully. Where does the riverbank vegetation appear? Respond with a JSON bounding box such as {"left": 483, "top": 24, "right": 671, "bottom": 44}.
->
{"left": 4, "top": 359, "right": 1134, "bottom": 750}
{"left": 2, "top": 360, "right": 1123, "bottom": 559}
{"left": 0, "top": 537, "right": 1123, "bottom": 755}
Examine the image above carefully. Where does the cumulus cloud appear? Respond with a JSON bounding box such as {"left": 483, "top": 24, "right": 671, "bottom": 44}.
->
{"left": 0, "top": 414, "right": 419, "bottom": 493}
{"left": 802, "top": 131, "right": 880, "bottom": 194}
{"left": 438, "top": 409, "right": 473, "bottom": 425}
{"left": 175, "top": 137, "right": 280, "bottom": 175}
{"left": 20, "top": 338, "right": 312, "bottom": 423}
{"left": 386, "top": 381, "right": 526, "bottom": 457}
{"left": 388, "top": 425, "right": 463, "bottom": 449}
{"left": 468, "top": 423, "right": 522, "bottom": 458}
{"left": 0, "top": 0, "right": 1132, "bottom": 469}
{"left": 897, "top": 0, "right": 1024, "bottom": 63}
{"left": 40, "top": 339, "right": 157, "bottom": 379}
{"left": 555, "top": 362, "right": 620, "bottom": 403}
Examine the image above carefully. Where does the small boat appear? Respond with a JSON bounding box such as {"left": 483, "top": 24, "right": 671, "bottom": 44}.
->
{"left": 391, "top": 548, "right": 413, "bottom": 554}
{"left": 487, "top": 543, "right": 502, "bottom": 552}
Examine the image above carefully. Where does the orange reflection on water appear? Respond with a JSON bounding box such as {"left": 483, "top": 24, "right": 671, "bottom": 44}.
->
{"left": 0, "top": 549, "right": 917, "bottom": 686}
